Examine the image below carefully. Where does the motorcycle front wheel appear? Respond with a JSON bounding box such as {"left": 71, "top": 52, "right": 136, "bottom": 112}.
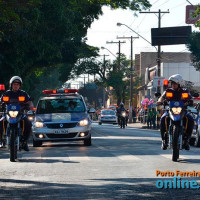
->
{"left": 172, "top": 125, "right": 179, "bottom": 162}
{"left": 10, "top": 128, "right": 17, "bottom": 162}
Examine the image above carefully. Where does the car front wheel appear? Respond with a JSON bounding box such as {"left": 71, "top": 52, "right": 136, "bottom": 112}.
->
{"left": 33, "top": 139, "right": 43, "bottom": 147}
{"left": 84, "top": 136, "right": 91, "bottom": 146}
{"left": 195, "top": 131, "right": 200, "bottom": 147}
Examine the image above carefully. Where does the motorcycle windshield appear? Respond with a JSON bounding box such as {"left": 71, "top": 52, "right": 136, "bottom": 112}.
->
{"left": 7, "top": 104, "right": 21, "bottom": 111}
{"left": 169, "top": 101, "right": 184, "bottom": 121}
{"left": 169, "top": 101, "right": 184, "bottom": 108}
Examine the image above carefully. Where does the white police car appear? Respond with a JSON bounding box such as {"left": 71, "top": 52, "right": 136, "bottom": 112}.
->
{"left": 32, "top": 89, "right": 95, "bottom": 147}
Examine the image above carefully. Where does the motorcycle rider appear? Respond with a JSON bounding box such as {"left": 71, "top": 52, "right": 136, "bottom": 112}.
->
{"left": 157, "top": 74, "right": 194, "bottom": 150}
{"left": 117, "top": 102, "right": 127, "bottom": 125}
{"left": 0, "top": 76, "right": 34, "bottom": 151}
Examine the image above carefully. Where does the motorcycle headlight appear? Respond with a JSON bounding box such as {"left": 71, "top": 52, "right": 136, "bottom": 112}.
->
{"left": 79, "top": 119, "right": 89, "bottom": 126}
{"left": 171, "top": 107, "right": 182, "bottom": 115}
{"left": 35, "top": 121, "right": 44, "bottom": 128}
{"left": 8, "top": 111, "right": 19, "bottom": 118}
{"left": 122, "top": 112, "right": 126, "bottom": 117}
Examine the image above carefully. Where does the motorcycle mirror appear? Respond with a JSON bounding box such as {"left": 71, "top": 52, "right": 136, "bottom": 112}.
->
{"left": 193, "top": 93, "right": 199, "bottom": 97}
{"left": 154, "top": 92, "right": 161, "bottom": 98}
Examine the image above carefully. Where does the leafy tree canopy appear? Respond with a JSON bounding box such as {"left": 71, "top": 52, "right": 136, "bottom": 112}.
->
{"left": 187, "top": 31, "right": 200, "bottom": 70}
{"left": 0, "top": 0, "right": 151, "bottom": 97}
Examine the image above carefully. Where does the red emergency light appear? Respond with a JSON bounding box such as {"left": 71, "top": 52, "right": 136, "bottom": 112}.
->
{"left": 42, "top": 90, "right": 57, "bottom": 94}
{"left": 182, "top": 93, "right": 189, "bottom": 99}
{"left": 2, "top": 96, "right": 9, "bottom": 102}
{"left": 0, "top": 84, "right": 5, "bottom": 91}
{"left": 42, "top": 89, "right": 78, "bottom": 94}
{"left": 194, "top": 97, "right": 200, "bottom": 101}
{"left": 64, "top": 89, "right": 78, "bottom": 93}
{"left": 166, "top": 92, "right": 173, "bottom": 98}
{"left": 163, "top": 79, "right": 168, "bottom": 86}
{"left": 19, "top": 96, "right": 25, "bottom": 102}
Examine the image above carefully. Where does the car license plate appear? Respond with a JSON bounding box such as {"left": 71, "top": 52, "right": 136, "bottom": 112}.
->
{"left": 55, "top": 129, "right": 68, "bottom": 134}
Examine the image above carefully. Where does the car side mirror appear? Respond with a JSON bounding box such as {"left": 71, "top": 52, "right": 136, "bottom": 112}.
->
{"left": 27, "top": 110, "right": 35, "bottom": 116}
{"left": 88, "top": 108, "right": 96, "bottom": 113}
{"left": 155, "top": 92, "right": 161, "bottom": 98}
{"left": 27, "top": 110, "right": 35, "bottom": 121}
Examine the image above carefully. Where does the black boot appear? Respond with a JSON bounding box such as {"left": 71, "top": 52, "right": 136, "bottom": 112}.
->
{"left": 161, "top": 140, "right": 167, "bottom": 150}
{"left": 0, "top": 140, "right": 3, "bottom": 148}
{"left": 23, "top": 142, "right": 29, "bottom": 152}
{"left": 183, "top": 140, "right": 190, "bottom": 150}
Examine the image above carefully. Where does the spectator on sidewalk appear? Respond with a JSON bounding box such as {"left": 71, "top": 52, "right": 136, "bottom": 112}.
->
{"left": 132, "top": 107, "right": 136, "bottom": 123}
{"left": 147, "top": 108, "right": 152, "bottom": 128}
{"left": 151, "top": 107, "right": 157, "bottom": 129}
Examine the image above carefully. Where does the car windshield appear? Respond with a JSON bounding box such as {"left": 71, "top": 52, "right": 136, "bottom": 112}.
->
{"left": 36, "top": 98, "right": 86, "bottom": 114}
{"left": 101, "top": 110, "right": 115, "bottom": 115}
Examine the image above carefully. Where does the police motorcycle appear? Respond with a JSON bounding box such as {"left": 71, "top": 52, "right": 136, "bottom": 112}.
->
{"left": 119, "top": 110, "right": 127, "bottom": 129}
{"left": 156, "top": 91, "right": 197, "bottom": 162}
{"left": 188, "top": 97, "right": 200, "bottom": 147}
{"left": 1, "top": 95, "right": 29, "bottom": 162}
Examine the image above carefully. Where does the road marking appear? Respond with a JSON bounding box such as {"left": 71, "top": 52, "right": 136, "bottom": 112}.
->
{"left": 112, "top": 152, "right": 141, "bottom": 161}
{"left": 68, "top": 153, "right": 90, "bottom": 161}
{"left": 92, "top": 124, "right": 158, "bottom": 131}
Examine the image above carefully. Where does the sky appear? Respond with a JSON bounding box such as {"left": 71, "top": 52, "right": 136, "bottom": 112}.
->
{"left": 69, "top": 0, "right": 200, "bottom": 87}
{"left": 87, "top": 0, "right": 199, "bottom": 62}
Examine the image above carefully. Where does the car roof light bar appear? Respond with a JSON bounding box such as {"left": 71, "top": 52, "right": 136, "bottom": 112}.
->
{"left": 42, "top": 89, "right": 79, "bottom": 94}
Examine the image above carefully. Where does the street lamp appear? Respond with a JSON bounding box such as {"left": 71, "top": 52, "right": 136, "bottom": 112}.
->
{"left": 101, "top": 46, "right": 125, "bottom": 68}
{"left": 116, "top": 23, "right": 157, "bottom": 51}
{"left": 101, "top": 46, "right": 117, "bottom": 58}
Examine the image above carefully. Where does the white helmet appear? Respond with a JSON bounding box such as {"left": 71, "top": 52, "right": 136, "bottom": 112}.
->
{"left": 9, "top": 76, "right": 23, "bottom": 88}
{"left": 168, "top": 74, "right": 184, "bottom": 86}
{"left": 120, "top": 102, "right": 124, "bottom": 107}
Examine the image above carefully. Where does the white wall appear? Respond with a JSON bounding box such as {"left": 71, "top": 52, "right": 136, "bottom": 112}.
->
{"left": 161, "top": 63, "right": 200, "bottom": 86}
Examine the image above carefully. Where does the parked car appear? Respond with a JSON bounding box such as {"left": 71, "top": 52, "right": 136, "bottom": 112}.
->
{"left": 98, "top": 109, "right": 118, "bottom": 125}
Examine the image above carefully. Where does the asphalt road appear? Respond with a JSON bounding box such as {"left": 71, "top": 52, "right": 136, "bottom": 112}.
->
{"left": 1, "top": 123, "right": 200, "bottom": 199}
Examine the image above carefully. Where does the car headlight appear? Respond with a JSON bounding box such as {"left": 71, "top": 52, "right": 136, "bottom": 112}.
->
{"left": 171, "top": 107, "right": 182, "bottom": 115}
{"left": 79, "top": 119, "right": 89, "bottom": 126}
{"left": 28, "top": 116, "right": 34, "bottom": 121}
{"left": 8, "top": 111, "right": 19, "bottom": 118}
{"left": 35, "top": 121, "right": 44, "bottom": 128}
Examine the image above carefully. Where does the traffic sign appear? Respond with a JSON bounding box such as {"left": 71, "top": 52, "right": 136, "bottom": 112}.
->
{"left": 153, "top": 76, "right": 165, "bottom": 87}
{"left": 186, "top": 5, "right": 200, "bottom": 24}
{"left": 86, "top": 83, "right": 97, "bottom": 90}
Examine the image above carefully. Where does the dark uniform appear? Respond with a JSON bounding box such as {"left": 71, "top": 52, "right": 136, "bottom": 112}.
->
{"left": 160, "top": 87, "right": 194, "bottom": 149}
{"left": 0, "top": 89, "right": 32, "bottom": 147}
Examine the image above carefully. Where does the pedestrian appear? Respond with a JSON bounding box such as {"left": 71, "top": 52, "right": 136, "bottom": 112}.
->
{"left": 132, "top": 108, "right": 136, "bottom": 123}
{"left": 147, "top": 108, "right": 152, "bottom": 128}
{"left": 151, "top": 107, "right": 157, "bottom": 129}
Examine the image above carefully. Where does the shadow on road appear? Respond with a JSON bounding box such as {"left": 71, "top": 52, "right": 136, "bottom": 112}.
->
{"left": 0, "top": 177, "right": 199, "bottom": 200}
{"left": 18, "top": 158, "right": 79, "bottom": 164}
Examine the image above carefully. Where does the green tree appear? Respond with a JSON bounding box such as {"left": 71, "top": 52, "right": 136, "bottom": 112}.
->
{"left": 187, "top": 5, "right": 200, "bottom": 70}
{"left": 187, "top": 31, "right": 200, "bottom": 70}
{"left": 0, "top": 0, "right": 151, "bottom": 96}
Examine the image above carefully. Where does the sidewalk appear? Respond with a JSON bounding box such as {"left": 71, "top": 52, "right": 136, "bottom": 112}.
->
{"left": 127, "top": 122, "right": 159, "bottom": 131}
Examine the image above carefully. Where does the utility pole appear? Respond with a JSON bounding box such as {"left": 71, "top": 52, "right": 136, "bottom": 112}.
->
{"left": 140, "top": 9, "right": 169, "bottom": 129}
{"left": 106, "top": 40, "right": 126, "bottom": 71}
{"left": 140, "top": 9, "right": 169, "bottom": 91}
{"left": 80, "top": 76, "right": 86, "bottom": 87}
{"left": 117, "top": 36, "right": 139, "bottom": 123}
{"left": 99, "top": 54, "right": 109, "bottom": 108}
